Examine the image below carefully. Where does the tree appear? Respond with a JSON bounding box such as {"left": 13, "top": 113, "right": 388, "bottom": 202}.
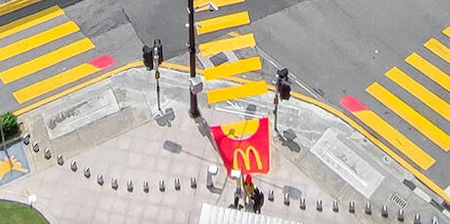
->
{"left": 1, "top": 112, "right": 18, "bottom": 140}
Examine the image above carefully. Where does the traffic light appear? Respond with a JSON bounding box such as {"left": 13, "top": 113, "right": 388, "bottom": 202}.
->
{"left": 279, "top": 81, "right": 291, "bottom": 100}
{"left": 143, "top": 45, "right": 153, "bottom": 70}
{"left": 153, "top": 39, "right": 163, "bottom": 65}
{"left": 277, "top": 68, "right": 288, "bottom": 81}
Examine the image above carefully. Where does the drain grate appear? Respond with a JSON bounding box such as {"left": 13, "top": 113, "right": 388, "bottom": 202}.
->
{"left": 390, "top": 192, "right": 408, "bottom": 209}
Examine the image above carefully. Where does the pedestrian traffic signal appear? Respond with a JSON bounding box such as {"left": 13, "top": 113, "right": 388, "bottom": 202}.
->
{"left": 277, "top": 68, "right": 289, "bottom": 81}
{"left": 278, "top": 80, "right": 291, "bottom": 100}
{"left": 142, "top": 45, "right": 153, "bottom": 70}
{"left": 153, "top": 39, "right": 163, "bottom": 65}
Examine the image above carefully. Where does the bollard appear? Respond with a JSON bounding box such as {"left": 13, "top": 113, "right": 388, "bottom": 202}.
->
{"left": 159, "top": 180, "right": 165, "bottom": 192}
{"left": 84, "top": 167, "right": 91, "bottom": 178}
{"left": 127, "top": 181, "right": 133, "bottom": 192}
{"left": 349, "top": 201, "right": 355, "bottom": 213}
{"left": 333, "top": 200, "right": 339, "bottom": 213}
{"left": 432, "top": 216, "right": 438, "bottom": 224}
{"left": 414, "top": 213, "right": 421, "bottom": 224}
{"left": 381, "top": 205, "right": 388, "bottom": 218}
{"left": 190, "top": 177, "right": 197, "bottom": 189}
{"left": 268, "top": 189, "right": 274, "bottom": 202}
{"left": 44, "top": 148, "right": 51, "bottom": 159}
{"left": 97, "top": 174, "right": 104, "bottom": 185}
{"left": 316, "top": 199, "right": 323, "bottom": 212}
{"left": 70, "top": 160, "right": 77, "bottom": 172}
{"left": 57, "top": 154, "right": 63, "bottom": 165}
{"left": 283, "top": 192, "right": 290, "bottom": 206}
{"left": 32, "top": 142, "right": 39, "bottom": 153}
{"left": 175, "top": 178, "right": 180, "bottom": 191}
{"left": 365, "top": 202, "right": 372, "bottom": 215}
{"left": 398, "top": 209, "right": 404, "bottom": 222}
{"left": 23, "top": 133, "right": 30, "bottom": 145}
{"left": 143, "top": 181, "right": 149, "bottom": 193}
{"left": 299, "top": 198, "right": 306, "bottom": 210}
{"left": 206, "top": 165, "right": 218, "bottom": 189}
{"left": 230, "top": 169, "right": 241, "bottom": 195}
{"left": 111, "top": 177, "right": 118, "bottom": 190}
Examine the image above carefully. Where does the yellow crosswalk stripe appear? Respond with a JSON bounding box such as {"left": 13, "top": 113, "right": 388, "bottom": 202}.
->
{"left": 194, "top": 0, "right": 245, "bottom": 12}
{"left": 0, "top": 21, "right": 79, "bottom": 62}
{"left": 405, "top": 52, "right": 450, "bottom": 93}
{"left": 206, "top": 80, "right": 267, "bottom": 104}
{"left": 366, "top": 82, "right": 450, "bottom": 151}
{"left": 13, "top": 63, "right": 99, "bottom": 104}
{"left": 0, "top": 5, "right": 64, "bottom": 40}
{"left": 353, "top": 109, "right": 436, "bottom": 170}
{"left": 443, "top": 25, "right": 450, "bottom": 39}
{"left": 0, "top": 0, "right": 41, "bottom": 17}
{"left": 424, "top": 38, "right": 450, "bottom": 65}
{"left": 386, "top": 67, "right": 450, "bottom": 123}
{"left": 204, "top": 57, "right": 261, "bottom": 81}
{"left": 199, "top": 33, "right": 256, "bottom": 56}
{"left": 196, "top": 11, "right": 250, "bottom": 35}
{"left": 1, "top": 38, "right": 94, "bottom": 84}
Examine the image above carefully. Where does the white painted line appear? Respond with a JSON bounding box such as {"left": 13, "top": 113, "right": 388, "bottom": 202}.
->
{"left": 445, "top": 184, "right": 450, "bottom": 197}
{"left": 443, "top": 210, "right": 450, "bottom": 219}
{"left": 413, "top": 188, "right": 432, "bottom": 203}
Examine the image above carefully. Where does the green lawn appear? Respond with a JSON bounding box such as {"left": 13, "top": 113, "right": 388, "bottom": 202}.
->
{"left": 0, "top": 200, "right": 48, "bottom": 224}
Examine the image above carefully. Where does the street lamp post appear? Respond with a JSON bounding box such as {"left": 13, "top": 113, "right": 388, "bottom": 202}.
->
{"left": 187, "top": 0, "right": 201, "bottom": 118}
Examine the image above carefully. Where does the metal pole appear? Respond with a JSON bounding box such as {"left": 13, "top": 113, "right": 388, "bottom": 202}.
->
{"left": 0, "top": 118, "right": 6, "bottom": 152}
{"left": 188, "top": 0, "right": 201, "bottom": 118}
{"left": 156, "top": 73, "right": 162, "bottom": 112}
{"left": 273, "top": 78, "right": 279, "bottom": 133}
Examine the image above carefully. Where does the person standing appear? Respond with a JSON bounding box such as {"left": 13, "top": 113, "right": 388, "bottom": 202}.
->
{"left": 251, "top": 187, "right": 264, "bottom": 214}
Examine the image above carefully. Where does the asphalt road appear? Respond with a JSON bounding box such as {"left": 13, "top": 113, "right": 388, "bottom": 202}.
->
{"left": 248, "top": 0, "right": 450, "bottom": 191}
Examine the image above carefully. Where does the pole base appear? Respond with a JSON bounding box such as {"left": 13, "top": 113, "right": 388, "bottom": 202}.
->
{"left": 189, "top": 108, "right": 201, "bottom": 119}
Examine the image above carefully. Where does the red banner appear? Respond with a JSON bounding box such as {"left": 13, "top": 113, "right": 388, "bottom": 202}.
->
{"left": 210, "top": 117, "right": 270, "bottom": 175}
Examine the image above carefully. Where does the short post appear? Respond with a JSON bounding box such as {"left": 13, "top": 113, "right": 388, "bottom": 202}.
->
{"left": 230, "top": 169, "right": 241, "bottom": 195}
{"left": 159, "top": 180, "right": 165, "bottom": 192}
{"left": 299, "top": 197, "right": 306, "bottom": 210}
{"left": 111, "top": 177, "right": 118, "bottom": 190}
{"left": 349, "top": 201, "right": 355, "bottom": 213}
{"left": 143, "top": 181, "right": 149, "bottom": 193}
{"left": 23, "top": 133, "right": 30, "bottom": 145}
{"left": 333, "top": 200, "right": 339, "bottom": 212}
{"left": 127, "top": 180, "right": 133, "bottom": 192}
{"left": 175, "top": 178, "right": 180, "bottom": 191}
{"left": 32, "top": 142, "right": 39, "bottom": 153}
{"left": 283, "top": 192, "right": 290, "bottom": 206}
{"left": 70, "top": 160, "right": 77, "bottom": 172}
{"left": 431, "top": 216, "right": 438, "bottom": 224}
{"left": 190, "top": 177, "right": 197, "bottom": 189}
{"left": 97, "top": 174, "right": 104, "bottom": 185}
{"left": 398, "top": 209, "right": 404, "bottom": 222}
{"left": 316, "top": 199, "right": 323, "bottom": 212}
{"left": 268, "top": 189, "right": 274, "bottom": 202}
{"left": 44, "top": 148, "right": 51, "bottom": 159}
{"left": 84, "top": 167, "right": 91, "bottom": 178}
{"left": 414, "top": 213, "right": 421, "bottom": 224}
{"left": 206, "top": 165, "right": 218, "bottom": 189}
{"left": 57, "top": 153, "right": 63, "bottom": 165}
{"left": 365, "top": 202, "right": 372, "bottom": 215}
{"left": 381, "top": 205, "right": 388, "bottom": 218}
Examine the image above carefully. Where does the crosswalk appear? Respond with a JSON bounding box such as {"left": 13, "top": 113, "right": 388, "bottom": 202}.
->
{"left": 194, "top": 0, "right": 267, "bottom": 104}
{"left": 0, "top": 5, "right": 114, "bottom": 106}
{"left": 340, "top": 25, "right": 450, "bottom": 200}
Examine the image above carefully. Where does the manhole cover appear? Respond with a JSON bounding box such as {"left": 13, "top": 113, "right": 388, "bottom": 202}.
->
{"left": 383, "top": 155, "right": 391, "bottom": 164}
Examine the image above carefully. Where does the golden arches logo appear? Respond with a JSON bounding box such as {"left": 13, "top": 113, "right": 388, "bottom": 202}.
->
{"left": 233, "top": 146, "right": 263, "bottom": 170}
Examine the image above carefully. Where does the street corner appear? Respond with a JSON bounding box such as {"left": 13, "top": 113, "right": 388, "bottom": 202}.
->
{"left": 0, "top": 139, "right": 30, "bottom": 186}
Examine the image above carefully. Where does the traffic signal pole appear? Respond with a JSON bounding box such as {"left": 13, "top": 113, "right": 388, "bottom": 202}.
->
{"left": 188, "top": 0, "right": 201, "bottom": 118}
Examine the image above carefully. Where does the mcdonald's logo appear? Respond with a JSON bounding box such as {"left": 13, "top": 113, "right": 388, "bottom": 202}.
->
{"left": 233, "top": 146, "right": 263, "bottom": 171}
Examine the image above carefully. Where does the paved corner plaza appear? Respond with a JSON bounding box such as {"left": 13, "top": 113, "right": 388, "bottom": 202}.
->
{"left": 1, "top": 0, "right": 450, "bottom": 224}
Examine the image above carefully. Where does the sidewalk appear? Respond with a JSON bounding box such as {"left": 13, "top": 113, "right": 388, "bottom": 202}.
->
{"left": 0, "top": 63, "right": 447, "bottom": 224}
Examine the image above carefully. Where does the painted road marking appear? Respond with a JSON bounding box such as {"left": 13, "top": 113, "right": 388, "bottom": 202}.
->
{"left": 206, "top": 80, "right": 267, "bottom": 104}
{"left": 204, "top": 57, "right": 261, "bottom": 81}
{"left": 220, "top": 119, "right": 259, "bottom": 137}
{"left": 0, "top": 21, "right": 79, "bottom": 62}
{"left": 340, "top": 95, "right": 435, "bottom": 170}
{"left": 366, "top": 82, "right": 450, "bottom": 151}
{"left": 386, "top": 67, "right": 450, "bottom": 123}
{"left": 194, "top": 0, "right": 244, "bottom": 12}
{"left": 199, "top": 33, "right": 255, "bottom": 56}
{"left": 0, "top": 5, "right": 64, "bottom": 40}
{"left": 1, "top": 38, "right": 95, "bottom": 84}
{"left": 424, "top": 38, "right": 450, "bottom": 65}
{"left": 443, "top": 25, "right": 450, "bottom": 39}
{"left": 13, "top": 55, "right": 114, "bottom": 104}
{"left": 406, "top": 52, "right": 450, "bottom": 93}
{"left": 196, "top": 11, "right": 250, "bottom": 35}
{"left": 0, "top": 0, "right": 41, "bottom": 17}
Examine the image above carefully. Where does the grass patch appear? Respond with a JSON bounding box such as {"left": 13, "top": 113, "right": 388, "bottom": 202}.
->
{"left": 0, "top": 200, "right": 48, "bottom": 224}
